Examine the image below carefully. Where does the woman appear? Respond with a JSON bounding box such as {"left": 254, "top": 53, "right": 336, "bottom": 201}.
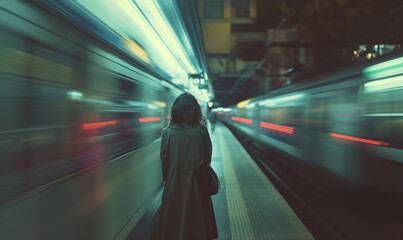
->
{"left": 156, "top": 93, "right": 218, "bottom": 240}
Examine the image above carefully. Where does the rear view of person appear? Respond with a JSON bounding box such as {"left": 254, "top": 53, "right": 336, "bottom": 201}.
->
{"left": 209, "top": 112, "right": 216, "bottom": 132}
{"left": 156, "top": 93, "right": 218, "bottom": 240}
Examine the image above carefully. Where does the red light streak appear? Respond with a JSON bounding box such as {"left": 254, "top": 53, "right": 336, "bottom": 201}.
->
{"left": 139, "top": 117, "right": 161, "bottom": 123}
{"left": 239, "top": 118, "right": 253, "bottom": 124}
{"left": 166, "top": 115, "right": 171, "bottom": 120}
{"left": 330, "top": 133, "right": 389, "bottom": 146}
{"left": 260, "top": 121, "right": 294, "bottom": 134}
{"left": 218, "top": 112, "right": 221, "bottom": 114}
{"left": 232, "top": 116, "right": 240, "bottom": 121}
{"left": 82, "top": 120, "right": 117, "bottom": 130}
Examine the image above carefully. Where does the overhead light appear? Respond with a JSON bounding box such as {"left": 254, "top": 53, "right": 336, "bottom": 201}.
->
{"left": 208, "top": 102, "right": 214, "bottom": 107}
{"left": 363, "top": 56, "right": 403, "bottom": 79}
{"left": 124, "top": 37, "right": 151, "bottom": 64}
{"left": 275, "top": 94, "right": 304, "bottom": 102}
{"left": 259, "top": 93, "right": 304, "bottom": 107}
{"left": 237, "top": 99, "right": 251, "bottom": 108}
{"left": 364, "top": 75, "right": 403, "bottom": 92}
{"left": 134, "top": 0, "right": 196, "bottom": 73}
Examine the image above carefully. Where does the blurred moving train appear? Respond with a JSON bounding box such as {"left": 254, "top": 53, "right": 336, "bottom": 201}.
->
{"left": 218, "top": 51, "right": 403, "bottom": 204}
{"left": 0, "top": 1, "right": 192, "bottom": 239}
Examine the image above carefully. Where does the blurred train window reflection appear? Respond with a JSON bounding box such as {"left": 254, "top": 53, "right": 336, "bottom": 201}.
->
{"left": 0, "top": 23, "right": 171, "bottom": 203}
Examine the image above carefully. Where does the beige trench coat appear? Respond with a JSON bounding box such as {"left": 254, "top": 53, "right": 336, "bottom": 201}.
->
{"left": 156, "top": 124, "right": 218, "bottom": 240}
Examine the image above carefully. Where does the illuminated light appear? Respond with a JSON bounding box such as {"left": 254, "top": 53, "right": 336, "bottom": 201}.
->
{"left": 260, "top": 99, "right": 276, "bottom": 107}
{"left": 172, "top": 79, "right": 182, "bottom": 84}
{"left": 330, "top": 133, "right": 389, "bottom": 146}
{"left": 232, "top": 116, "right": 239, "bottom": 121}
{"left": 166, "top": 115, "right": 171, "bottom": 119}
{"left": 366, "top": 53, "right": 372, "bottom": 59}
{"left": 208, "top": 102, "right": 214, "bottom": 107}
{"left": 134, "top": 0, "right": 196, "bottom": 73}
{"left": 201, "top": 89, "right": 210, "bottom": 102}
{"left": 275, "top": 94, "right": 304, "bottom": 102}
{"left": 82, "top": 120, "right": 117, "bottom": 130}
{"left": 124, "top": 38, "right": 151, "bottom": 64}
{"left": 363, "top": 56, "right": 403, "bottom": 79}
{"left": 364, "top": 75, "right": 403, "bottom": 92}
{"left": 147, "top": 104, "right": 158, "bottom": 109}
{"left": 363, "top": 113, "right": 403, "bottom": 117}
{"left": 153, "top": 101, "right": 167, "bottom": 108}
{"left": 78, "top": 0, "right": 187, "bottom": 78}
{"left": 353, "top": 50, "right": 357, "bottom": 55}
{"left": 259, "top": 93, "right": 304, "bottom": 107}
{"left": 245, "top": 103, "right": 255, "bottom": 109}
{"left": 193, "top": 78, "right": 200, "bottom": 84}
{"left": 237, "top": 99, "right": 252, "bottom": 108}
{"left": 67, "top": 90, "right": 83, "bottom": 101}
{"left": 201, "top": 79, "right": 205, "bottom": 84}
{"left": 77, "top": 0, "right": 196, "bottom": 80}
{"left": 329, "top": 114, "right": 360, "bottom": 117}
{"left": 218, "top": 112, "right": 221, "bottom": 115}
{"left": 239, "top": 118, "right": 253, "bottom": 124}
{"left": 260, "top": 121, "right": 294, "bottom": 134}
{"left": 139, "top": 117, "right": 161, "bottom": 122}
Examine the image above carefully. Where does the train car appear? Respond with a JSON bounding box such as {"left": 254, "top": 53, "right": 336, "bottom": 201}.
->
{"left": 0, "top": 1, "right": 199, "bottom": 239}
{"left": 219, "top": 51, "right": 403, "bottom": 204}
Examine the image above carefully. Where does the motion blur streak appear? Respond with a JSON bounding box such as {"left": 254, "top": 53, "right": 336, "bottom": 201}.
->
{"left": 330, "top": 133, "right": 389, "bottom": 146}
{"left": 363, "top": 56, "right": 403, "bottom": 79}
{"left": 239, "top": 118, "right": 253, "bottom": 124}
{"left": 139, "top": 117, "right": 161, "bottom": 122}
{"left": 82, "top": 120, "right": 117, "bottom": 130}
{"left": 364, "top": 75, "right": 403, "bottom": 92}
{"left": 260, "top": 122, "right": 294, "bottom": 134}
{"left": 232, "top": 116, "right": 240, "bottom": 121}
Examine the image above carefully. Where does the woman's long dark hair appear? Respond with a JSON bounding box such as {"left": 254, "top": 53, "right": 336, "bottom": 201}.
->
{"left": 169, "top": 93, "right": 206, "bottom": 126}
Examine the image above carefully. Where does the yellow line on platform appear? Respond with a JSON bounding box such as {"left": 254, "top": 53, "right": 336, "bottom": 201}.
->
{"left": 223, "top": 127, "right": 314, "bottom": 240}
{"left": 218, "top": 127, "right": 257, "bottom": 240}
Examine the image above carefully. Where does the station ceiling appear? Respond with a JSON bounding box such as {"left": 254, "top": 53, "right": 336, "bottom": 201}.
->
{"left": 200, "top": 0, "right": 403, "bottom": 106}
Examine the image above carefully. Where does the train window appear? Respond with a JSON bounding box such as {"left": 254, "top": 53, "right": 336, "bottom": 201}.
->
{"left": 267, "top": 108, "right": 295, "bottom": 126}
{"left": 307, "top": 98, "right": 325, "bottom": 132}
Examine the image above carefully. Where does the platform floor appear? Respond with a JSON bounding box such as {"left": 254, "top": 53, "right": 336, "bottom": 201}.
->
{"left": 209, "top": 123, "right": 314, "bottom": 240}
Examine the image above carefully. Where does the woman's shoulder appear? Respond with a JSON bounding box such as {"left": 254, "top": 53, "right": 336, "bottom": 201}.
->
{"left": 193, "top": 124, "right": 208, "bottom": 132}
{"left": 166, "top": 123, "right": 206, "bottom": 130}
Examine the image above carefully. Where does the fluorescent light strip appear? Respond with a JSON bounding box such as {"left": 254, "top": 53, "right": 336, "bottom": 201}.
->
{"left": 259, "top": 94, "right": 304, "bottom": 107}
{"left": 364, "top": 56, "right": 403, "bottom": 79}
{"left": 239, "top": 118, "right": 253, "bottom": 124}
{"left": 135, "top": 0, "right": 195, "bottom": 73}
{"left": 139, "top": 117, "right": 161, "bottom": 122}
{"left": 82, "top": 120, "right": 117, "bottom": 130}
{"left": 364, "top": 75, "right": 403, "bottom": 92}
{"left": 260, "top": 121, "right": 294, "bottom": 134}
{"left": 330, "top": 132, "right": 389, "bottom": 146}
